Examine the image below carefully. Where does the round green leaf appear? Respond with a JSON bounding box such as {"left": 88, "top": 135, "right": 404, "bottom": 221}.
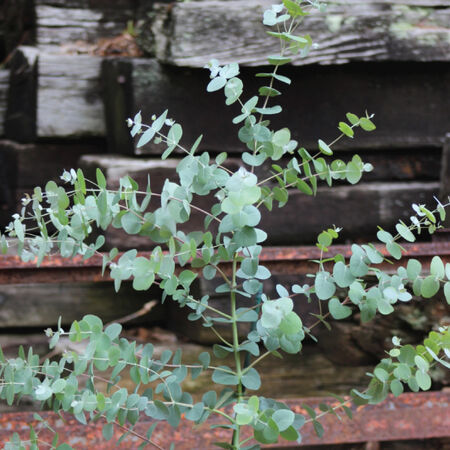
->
{"left": 279, "top": 312, "right": 302, "bottom": 335}
{"left": 51, "top": 379, "right": 66, "bottom": 394}
{"left": 430, "top": 256, "right": 445, "bottom": 278}
{"left": 318, "top": 139, "right": 333, "bottom": 156}
{"left": 444, "top": 282, "right": 450, "bottom": 305}
{"left": 374, "top": 367, "right": 389, "bottom": 382}
{"left": 346, "top": 112, "right": 359, "bottom": 125}
{"left": 241, "top": 368, "right": 261, "bottom": 390}
{"left": 318, "top": 231, "right": 332, "bottom": 247}
{"left": 390, "top": 379, "right": 403, "bottom": 397}
{"left": 121, "top": 212, "right": 142, "bottom": 235}
{"left": 421, "top": 275, "right": 440, "bottom": 298}
{"left": 207, "top": 76, "right": 227, "bottom": 92}
{"left": 386, "top": 241, "right": 402, "bottom": 260}
{"left": 414, "top": 355, "right": 429, "bottom": 372}
{"left": 377, "top": 298, "right": 394, "bottom": 315}
{"left": 360, "top": 117, "right": 376, "bottom": 131}
{"left": 338, "top": 122, "right": 354, "bottom": 138}
{"left": 396, "top": 223, "right": 415, "bottom": 242}
{"left": 328, "top": 297, "right": 352, "bottom": 320}
{"left": 315, "top": 271, "right": 336, "bottom": 300}
{"left": 212, "top": 367, "right": 238, "bottom": 385}
{"left": 394, "top": 363, "right": 411, "bottom": 380}
{"left": 333, "top": 261, "right": 355, "bottom": 288}
{"left": 272, "top": 409, "right": 295, "bottom": 431}
{"left": 415, "top": 370, "right": 431, "bottom": 390}
{"left": 407, "top": 259, "right": 422, "bottom": 281}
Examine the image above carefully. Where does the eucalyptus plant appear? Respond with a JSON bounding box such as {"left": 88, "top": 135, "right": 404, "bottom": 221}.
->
{"left": 1, "top": 1, "right": 449, "bottom": 449}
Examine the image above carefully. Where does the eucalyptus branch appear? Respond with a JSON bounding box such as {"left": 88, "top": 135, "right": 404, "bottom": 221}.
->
{"left": 1, "top": 1, "right": 447, "bottom": 449}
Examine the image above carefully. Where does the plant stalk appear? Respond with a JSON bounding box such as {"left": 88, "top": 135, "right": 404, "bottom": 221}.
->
{"left": 231, "top": 255, "right": 243, "bottom": 449}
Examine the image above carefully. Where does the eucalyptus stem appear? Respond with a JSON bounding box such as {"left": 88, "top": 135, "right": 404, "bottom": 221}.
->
{"left": 231, "top": 254, "right": 243, "bottom": 449}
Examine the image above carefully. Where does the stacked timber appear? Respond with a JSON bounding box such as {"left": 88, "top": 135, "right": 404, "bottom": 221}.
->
{"left": 34, "top": 0, "right": 136, "bottom": 51}
{"left": 150, "top": 0, "right": 450, "bottom": 67}
{"left": 0, "top": 0, "right": 449, "bottom": 358}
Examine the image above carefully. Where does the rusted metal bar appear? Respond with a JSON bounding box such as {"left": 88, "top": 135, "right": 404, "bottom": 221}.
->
{"left": 0, "top": 392, "right": 448, "bottom": 448}
{"left": 1, "top": 241, "right": 450, "bottom": 285}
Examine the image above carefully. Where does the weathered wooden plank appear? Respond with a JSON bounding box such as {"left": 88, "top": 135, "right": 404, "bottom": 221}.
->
{"left": 150, "top": 0, "right": 450, "bottom": 67}
{"left": 0, "top": 281, "right": 165, "bottom": 328}
{"left": 4, "top": 46, "right": 38, "bottom": 143}
{"left": 37, "top": 52, "right": 105, "bottom": 137}
{"left": 36, "top": 4, "right": 135, "bottom": 51}
{"left": 263, "top": 181, "right": 440, "bottom": 245}
{"left": 102, "top": 57, "right": 450, "bottom": 154}
{"left": 0, "top": 139, "right": 106, "bottom": 189}
{"left": 79, "top": 154, "right": 440, "bottom": 249}
{"left": 35, "top": 0, "right": 136, "bottom": 8}
{"left": 104, "top": 179, "right": 438, "bottom": 248}
{"left": 0, "top": 70, "right": 8, "bottom": 136}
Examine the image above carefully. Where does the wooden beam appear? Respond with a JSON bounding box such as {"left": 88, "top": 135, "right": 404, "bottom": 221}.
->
{"left": 102, "top": 57, "right": 450, "bottom": 154}
{"left": 0, "top": 281, "right": 165, "bottom": 328}
{"left": 150, "top": 0, "right": 450, "bottom": 67}
{"left": 35, "top": 4, "right": 135, "bottom": 51}
{"left": 0, "top": 139, "right": 106, "bottom": 189}
{"left": 37, "top": 52, "right": 105, "bottom": 137}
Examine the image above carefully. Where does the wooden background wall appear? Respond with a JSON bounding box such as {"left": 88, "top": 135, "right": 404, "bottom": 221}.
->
{"left": 0, "top": 1, "right": 449, "bottom": 407}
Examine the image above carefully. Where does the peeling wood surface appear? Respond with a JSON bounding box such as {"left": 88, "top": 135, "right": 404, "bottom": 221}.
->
{"left": 37, "top": 53, "right": 105, "bottom": 137}
{"left": 150, "top": 0, "right": 450, "bottom": 67}
{"left": 36, "top": 4, "right": 134, "bottom": 51}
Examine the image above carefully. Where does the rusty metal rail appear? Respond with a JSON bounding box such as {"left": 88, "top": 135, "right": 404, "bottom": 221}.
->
{"left": 0, "top": 392, "right": 448, "bottom": 448}
{"left": 1, "top": 241, "right": 450, "bottom": 284}
{"left": 0, "top": 241, "right": 449, "bottom": 447}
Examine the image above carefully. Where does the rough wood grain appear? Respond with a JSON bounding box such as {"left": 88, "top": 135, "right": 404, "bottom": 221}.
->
{"left": 102, "top": 57, "right": 450, "bottom": 154}
{"left": 37, "top": 52, "right": 105, "bottom": 137}
{"left": 35, "top": 0, "right": 136, "bottom": 7}
{"left": 0, "top": 281, "right": 165, "bottom": 328}
{"left": 0, "top": 70, "right": 8, "bottom": 136}
{"left": 36, "top": 5, "right": 135, "bottom": 51}
{"left": 150, "top": 0, "right": 450, "bottom": 67}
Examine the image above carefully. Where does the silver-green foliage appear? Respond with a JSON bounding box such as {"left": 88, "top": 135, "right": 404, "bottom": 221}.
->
{"left": 1, "top": 1, "right": 449, "bottom": 448}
